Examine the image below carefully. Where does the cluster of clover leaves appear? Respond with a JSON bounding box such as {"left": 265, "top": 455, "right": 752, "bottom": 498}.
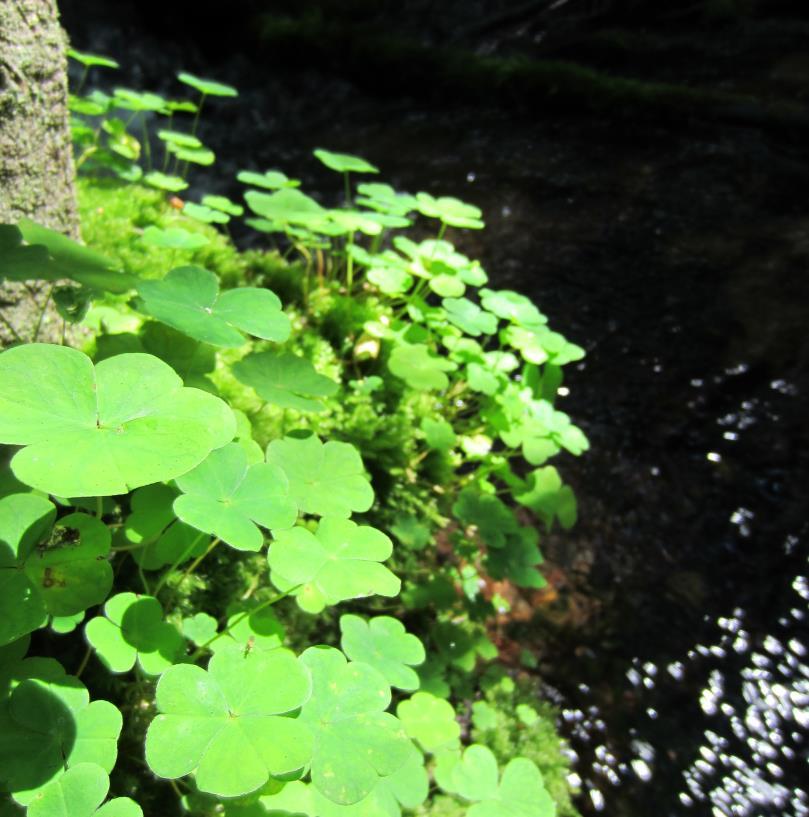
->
{"left": 0, "top": 53, "right": 589, "bottom": 817}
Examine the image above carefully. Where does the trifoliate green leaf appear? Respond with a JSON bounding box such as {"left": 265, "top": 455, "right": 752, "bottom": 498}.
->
{"left": 467, "top": 362, "right": 501, "bottom": 395}
{"left": 0, "top": 497, "right": 113, "bottom": 646}
{"left": 177, "top": 72, "right": 238, "bottom": 97}
{"left": 433, "top": 622, "right": 497, "bottom": 672}
{"left": 452, "top": 488, "right": 519, "bottom": 549}
{"left": 157, "top": 130, "right": 201, "bottom": 149}
{"left": 0, "top": 660, "right": 121, "bottom": 800}
{"left": 174, "top": 443, "right": 296, "bottom": 552}
{"left": 112, "top": 88, "right": 167, "bottom": 112}
{"left": 183, "top": 202, "right": 230, "bottom": 224}
{"left": 269, "top": 519, "right": 399, "bottom": 613}
{"left": 121, "top": 484, "right": 177, "bottom": 548}
{"left": 442, "top": 298, "right": 498, "bottom": 336}
{"left": 266, "top": 435, "right": 373, "bottom": 518}
{"left": 237, "top": 170, "right": 300, "bottom": 190}
{"left": 145, "top": 647, "right": 312, "bottom": 797}
{"left": 265, "top": 739, "right": 426, "bottom": 817}
{"left": 415, "top": 193, "right": 484, "bottom": 229}
{"left": 0, "top": 345, "right": 236, "bottom": 496}
{"left": 327, "top": 210, "right": 383, "bottom": 236}
{"left": 313, "top": 149, "right": 379, "bottom": 175}
{"left": 396, "top": 692, "right": 460, "bottom": 753}
{"left": 388, "top": 344, "right": 456, "bottom": 391}
{"left": 479, "top": 289, "right": 547, "bottom": 328}
{"left": 440, "top": 745, "right": 555, "bottom": 817}
{"left": 202, "top": 194, "right": 244, "bottom": 216}
{"left": 137, "top": 266, "right": 290, "bottom": 348}
{"left": 233, "top": 351, "right": 338, "bottom": 413}
{"left": 67, "top": 49, "right": 119, "bottom": 69}
{"left": 143, "top": 172, "right": 188, "bottom": 193}
{"left": 340, "top": 615, "right": 425, "bottom": 691}
{"left": 25, "top": 763, "right": 142, "bottom": 817}
{"left": 299, "top": 647, "right": 410, "bottom": 805}
{"left": 355, "top": 182, "right": 417, "bottom": 216}
{"left": 0, "top": 493, "right": 56, "bottom": 645}
{"left": 244, "top": 189, "right": 325, "bottom": 228}
{"left": 390, "top": 514, "right": 431, "bottom": 551}
{"left": 168, "top": 144, "right": 216, "bottom": 166}
{"left": 429, "top": 274, "right": 465, "bottom": 298}
{"left": 485, "top": 527, "right": 546, "bottom": 589}
{"left": 367, "top": 265, "right": 413, "bottom": 295}
{"left": 471, "top": 701, "right": 498, "bottom": 732}
{"left": 141, "top": 226, "right": 209, "bottom": 251}
{"left": 421, "top": 418, "right": 456, "bottom": 452}
{"left": 84, "top": 593, "right": 184, "bottom": 675}
{"left": 514, "top": 466, "right": 577, "bottom": 530}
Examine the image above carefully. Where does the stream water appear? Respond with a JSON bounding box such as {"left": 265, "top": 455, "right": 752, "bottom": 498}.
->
{"left": 61, "top": 5, "right": 809, "bottom": 814}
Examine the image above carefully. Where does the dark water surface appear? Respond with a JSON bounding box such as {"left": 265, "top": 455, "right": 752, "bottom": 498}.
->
{"left": 62, "top": 7, "right": 809, "bottom": 814}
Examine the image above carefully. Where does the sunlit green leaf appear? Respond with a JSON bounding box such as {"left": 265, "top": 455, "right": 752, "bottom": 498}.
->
{"left": 269, "top": 519, "right": 399, "bottom": 613}
{"left": 237, "top": 170, "right": 300, "bottom": 190}
{"left": 178, "top": 72, "right": 238, "bottom": 97}
{"left": 174, "top": 443, "right": 297, "bottom": 551}
{"left": 85, "top": 593, "right": 184, "bottom": 675}
{"left": 201, "top": 194, "right": 244, "bottom": 216}
{"left": 299, "top": 646, "right": 410, "bottom": 805}
{"left": 112, "top": 88, "right": 167, "bottom": 113}
{"left": 143, "top": 172, "right": 188, "bottom": 193}
{"left": 68, "top": 50, "right": 119, "bottom": 69}
{"left": 313, "top": 149, "right": 379, "bottom": 175}
{"left": 388, "top": 344, "right": 456, "bottom": 391}
{"left": 0, "top": 660, "right": 121, "bottom": 801}
{"left": 340, "top": 615, "right": 425, "bottom": 691}
{"left": 442, "top": 298, "right": 498, "bottom": 336}
{"left": 145, "top": 646, "right": 311, "bottom": 797}
{"left": 0, "top": 344, "right": 236, "bottom": 496}
{"left": 266, "top": 435, "right": 373, "bottom": 518}
{"left": 415, "top": 193, "right": 484, "bottom": 229}
{"left": 137, "top": 266, "right": 290, "bottom": 348}
{"left": 233, "top": 351, "right": 338, "bottom": 413}
{"left": 396, "top": 692, "right": 460, "bottom": 753}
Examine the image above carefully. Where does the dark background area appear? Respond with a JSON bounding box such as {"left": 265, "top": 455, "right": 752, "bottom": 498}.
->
{"left": 59, "top": 1, "right": 809, "bottom": 815}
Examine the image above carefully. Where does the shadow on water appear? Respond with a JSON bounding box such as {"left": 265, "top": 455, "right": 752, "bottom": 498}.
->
{"left": 59, "top": 4, "right": 809, "bottom": 813}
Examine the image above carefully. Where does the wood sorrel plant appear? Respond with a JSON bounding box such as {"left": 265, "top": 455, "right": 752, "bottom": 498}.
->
{"left": 0, "top": 51, "right": 586, "bottom": 817}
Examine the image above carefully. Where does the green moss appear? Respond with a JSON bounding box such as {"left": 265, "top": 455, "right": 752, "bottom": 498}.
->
{"left": 77, "top": 177, "right": 287, "bottom": 288}
{"left": 470, "top": 674, "right": 582, "bottom": 817}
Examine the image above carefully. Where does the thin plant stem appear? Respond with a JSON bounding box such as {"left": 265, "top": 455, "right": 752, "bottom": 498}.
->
{"left": 346, "top": 232, "right": 355, "bottom": 292}
{"left": 136, "top": 555, "right": 151, "bottom": 595}
{"left": 176, "top": 537, "right": 221, "bottom": 585}
{"left": 141, "top": 119, "right": 152, "bottom": 172}
{"left": 190, "top": 93, "right": 206, "bottom": 137}
{"left": 75, "top": 645, "right": 92, "bottom": 678}
{"left": 161, "top": 112, "right": 173, "bottom": 171}
{"left": 31, "top": 283, "right": 55, "bottom": 342}
{"left": 152, "top": 531, "right": 208, "bottom": 595}
{"left": 96, "top": 496, "right": 103, "bottom": 519}
{"left": 343, "top": 171, "right": 351, "bottom": 206}
{"left": 188, "top": 586, "right": 301, "bottom": 661}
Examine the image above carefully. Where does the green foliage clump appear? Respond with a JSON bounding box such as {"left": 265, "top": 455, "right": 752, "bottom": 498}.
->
{"left": 0, "top": 51, "right": 592, "bottom": 817}
{"left": 472, "top": 674, "right": 582, "bottom": 817}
